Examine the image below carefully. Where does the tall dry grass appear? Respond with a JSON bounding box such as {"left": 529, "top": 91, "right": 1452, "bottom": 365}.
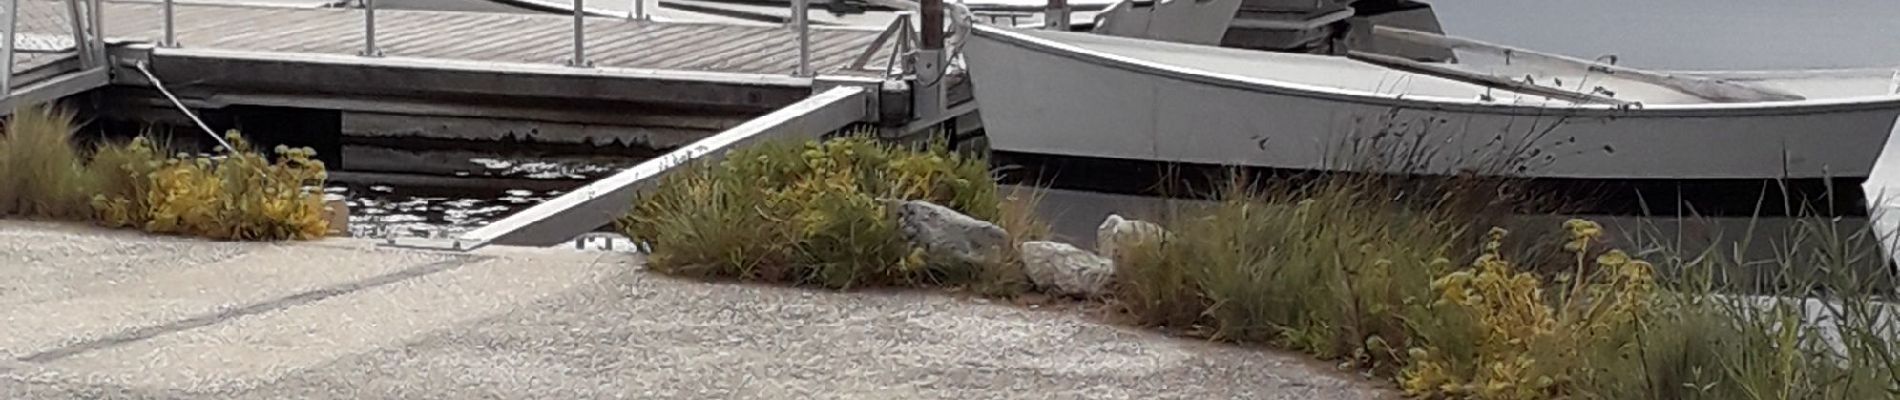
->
{"left": 0, "top": 106, "right": 89, "bottom": 218}
{"left": 1113, "top": 171, "right": 1900, "bottom": 399}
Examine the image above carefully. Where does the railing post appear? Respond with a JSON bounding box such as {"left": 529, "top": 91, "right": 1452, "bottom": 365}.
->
{"left": 629, "top": 0, "right": 645, "bottom": 20}
{"left": 792, "top": 0, "right": 810, "bottom": 77}
{"left": 567, "top": 0, "right": 590, "bottom": 67}
{"left": 64, "top": 0, "right": 90, "bottom": 67}
{"left": 360, "top": 0, "right": 381, "bottom": 56}
{"left": 1043, "top": 0, "right": 1069, "bottom": 30}
{"left": 0, "top": 0, "right": 15, "bottom": 97}
{"left": 161, "top": 0, "right": 176, "bottom": 47}
{"left": 89, "top": 0, "right": 103, "bottom": 63}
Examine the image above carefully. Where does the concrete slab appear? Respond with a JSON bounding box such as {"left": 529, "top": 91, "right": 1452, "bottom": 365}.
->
{"left": 0, "top": 221, "right": 1392, "bottom": 399}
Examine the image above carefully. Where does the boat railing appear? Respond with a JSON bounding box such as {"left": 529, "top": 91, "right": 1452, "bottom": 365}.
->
{"left": 2, "top": 0, "right": 108, "bottom": 97}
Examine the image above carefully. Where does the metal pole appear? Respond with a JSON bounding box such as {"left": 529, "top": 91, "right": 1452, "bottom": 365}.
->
{"left": 65, "top": 0, "right": 89, "bottom": 67}
{"left": 792, "top": 0, "right": 809, "bottom": 77}
{"left": 360, "top": 0, "right": 381, "bottom": 56}
{"left": 1, "top": 0, "right": 15, "bottom": 97}
{"left": 568, "top": 0, "right": 589, "bottom": 67}
{"left": 89, "top": 0, "right": 103, "bottom": 63}
{"left": 1043, "top": 0, "right": 1068, "bottom": 30}
{"left": 161, "top": 0, "right": 176, "bottom": 47}
{"left": 630, "top": 0, "right": 644, "bottom": 20}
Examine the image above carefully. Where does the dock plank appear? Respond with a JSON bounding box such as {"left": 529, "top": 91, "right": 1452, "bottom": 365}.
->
{"left": 79, "top": 2, "right": 896, "bottom": 76}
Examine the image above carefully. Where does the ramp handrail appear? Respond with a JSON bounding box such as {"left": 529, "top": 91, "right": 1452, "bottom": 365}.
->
{"left": 385, "top": 85, "right": 873, "bottom": 250}
{"left": 1, "top": 0, "right": 106, "bottom": 97}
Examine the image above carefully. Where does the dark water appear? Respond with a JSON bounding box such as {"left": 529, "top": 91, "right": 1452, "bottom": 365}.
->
{"left": 328, "top": 144, "right": 640, "bottom": 239}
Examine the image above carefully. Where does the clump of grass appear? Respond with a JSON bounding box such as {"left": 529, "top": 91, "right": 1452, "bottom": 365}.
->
{"left": 88, "top": 134, "right": 165, "bottom": 228}
{"left": 0, "top": 105, "right": 89, "bottom": 218}
{"left": 1116, "top": 176, "right": 1467, "bottom": 372}
{"left": 1116, "top": 171, "right": 1900, "bottom": 399}
{"left": 1579, "top": 214, "right": 1900, "bottom": 400}
{"left": 975, "top": 185, "right": 1051, "bottom": 296}
{"left": 621, "top": 135, "right": 1020, "bottom": 290}
{"left": 0, "top": 105, "right": 331, "bottom": 241}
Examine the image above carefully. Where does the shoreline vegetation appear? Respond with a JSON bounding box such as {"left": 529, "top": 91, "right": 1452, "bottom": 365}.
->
{"left": 629, "top": 133, "right": 1900, "bottom": 399}
{"left": 0, "top": 105, "right": 331, "bottom": 240}
{"left": 8, "top": 102, "right": 1898, "bottom": 398}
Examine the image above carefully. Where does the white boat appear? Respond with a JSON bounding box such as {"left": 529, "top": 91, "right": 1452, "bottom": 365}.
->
{"left": 963, "top": 23, "right": 1900, "bottom": 179}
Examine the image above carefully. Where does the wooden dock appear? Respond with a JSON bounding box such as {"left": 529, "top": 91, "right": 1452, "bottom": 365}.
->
{"left": 0, "top": 0, "right": 925, "bottom": 124}
{"left": 94, "top": 2, "right": 898, "bottom": 76}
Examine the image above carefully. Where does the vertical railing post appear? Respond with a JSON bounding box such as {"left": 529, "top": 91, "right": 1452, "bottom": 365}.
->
{"left": 792, "top": 0, "right": 810, "bottom": 77}
{"left": 65, "top": 0, "right": 91, "bottom": 68}
{"left": 160, "top": 0, "right": 176, "bottom": 47}
{"left": 89, "top": 0, "right": 103, "bottom": 64}
{"left": 360, "top": 0, "right": 381, "bottom": 56}
{"left": 629, "top": 0, "right": 645, "bottom": 20}
{"left": 567, "top": 0, "right": 589, "bottom": 67}
{"left": 1043, "top": 0, "right": 1069, "bottom": 30}
{"left": 0, "top": 0, "right": 15, "bottom": 97}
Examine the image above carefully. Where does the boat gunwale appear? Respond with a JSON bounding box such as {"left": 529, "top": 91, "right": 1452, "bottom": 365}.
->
{"left": 969, "top": 24, "right": 1900, "bottom": 118}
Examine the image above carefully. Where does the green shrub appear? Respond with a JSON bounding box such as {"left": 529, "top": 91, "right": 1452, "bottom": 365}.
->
{"left": 621, "top": 135, "right": 1011, "bottom": 289}
{"left": 88, "top": 135, "right": 165, "bottom": 228}
{"left": 110, "top": 132, "right": 331, "bottom": 240}
{"left": 0, "top": 105, "right": 330, "bottom": 241}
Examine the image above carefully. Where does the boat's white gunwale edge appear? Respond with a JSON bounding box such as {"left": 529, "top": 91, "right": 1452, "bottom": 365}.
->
{"left": 970, "top": 24, "right": 1900, "bottom": 118}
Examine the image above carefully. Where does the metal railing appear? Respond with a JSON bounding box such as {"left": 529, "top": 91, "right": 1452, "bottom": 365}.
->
{"left": 848, "top": 2, "right": 974, "bottom": 79}
{"left": 150, "top": 0, "right": 871, "bottom": 77}
{"left": 0, "top": 0, "right": 107, "bottom": 96}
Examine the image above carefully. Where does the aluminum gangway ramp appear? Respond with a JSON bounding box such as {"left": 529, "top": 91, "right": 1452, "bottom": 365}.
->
{"left": 387, "top": 85, "right": 873, "bottom": 250}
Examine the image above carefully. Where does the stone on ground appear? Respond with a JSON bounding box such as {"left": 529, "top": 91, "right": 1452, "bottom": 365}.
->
{"left": 1097, "top": 213, "right": 1170, "bottom": 263}
{"left": 1020, "top": 241, "right": 1116, "bottom": 297}
{"left": 890, "top": 199, "right": 1008, "bottom": 266}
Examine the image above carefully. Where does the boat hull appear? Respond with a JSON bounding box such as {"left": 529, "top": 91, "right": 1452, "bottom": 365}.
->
{"left": 965, "top": 26, "right": 1900, "bottom": 180}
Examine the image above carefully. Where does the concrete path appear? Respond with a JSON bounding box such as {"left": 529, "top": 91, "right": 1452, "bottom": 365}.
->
{"left": 0, "top": 221, "right": 1392, "bottom": 399}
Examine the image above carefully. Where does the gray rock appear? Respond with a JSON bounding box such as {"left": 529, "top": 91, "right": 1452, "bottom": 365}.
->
{"left": 1096, "top": 214, "right": 1170, "bottom": 263}
{"left": 890, "top": 199, "right": 1008, "bottom": 266}
{"left": 1020, "top": 241, "right": 1116, "bottom": 297}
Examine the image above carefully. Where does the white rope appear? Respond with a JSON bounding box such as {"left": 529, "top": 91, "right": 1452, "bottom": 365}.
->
{"left": 131, "top": 60, "right": 235, "bottom": 153}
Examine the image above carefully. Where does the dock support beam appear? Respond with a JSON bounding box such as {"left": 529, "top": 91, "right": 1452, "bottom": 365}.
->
{"left": 911, "top": 0, "right": 945, "bottom": 126}
{"left": 1043, "top": 0, "right": 1068, "bottom": 30}
{"left": 414, "top": 86, "right": 872, "bottom": 249}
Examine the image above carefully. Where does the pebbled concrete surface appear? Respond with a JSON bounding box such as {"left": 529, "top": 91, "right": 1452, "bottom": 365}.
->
{"left": 0, "top": 220, "right": 1393, "bottom": 399}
